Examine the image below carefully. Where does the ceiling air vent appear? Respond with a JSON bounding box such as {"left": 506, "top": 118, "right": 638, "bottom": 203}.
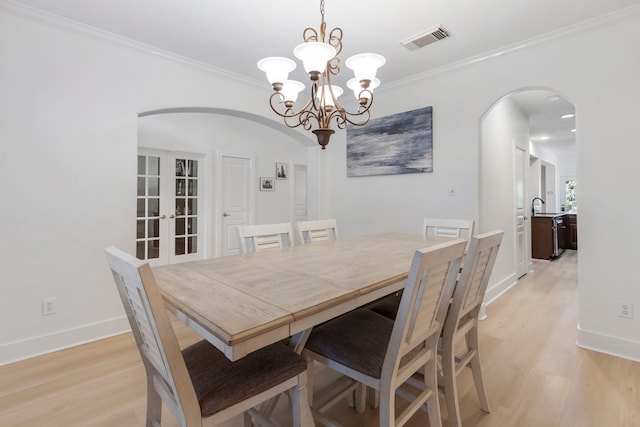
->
{"left": 400, "top": 26, "right": 450, "bottom": 51}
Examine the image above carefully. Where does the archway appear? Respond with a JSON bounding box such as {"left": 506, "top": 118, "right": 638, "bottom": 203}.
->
{"left": 478, "top": 87, "right": 576, "bottom": 310}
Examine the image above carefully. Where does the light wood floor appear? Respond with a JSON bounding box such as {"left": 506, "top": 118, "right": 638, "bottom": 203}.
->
{"left": 2, "top": 250, "right": 639, "bottom": 426}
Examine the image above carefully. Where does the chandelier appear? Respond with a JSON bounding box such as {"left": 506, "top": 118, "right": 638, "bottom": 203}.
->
{"left": 257, "top": 0, "right": 385, "bottom": 149}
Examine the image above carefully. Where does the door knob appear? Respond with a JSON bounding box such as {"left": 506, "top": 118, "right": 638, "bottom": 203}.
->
{"left": 160, "top": 214, "right": 166, "bottom": 219}
{"left": 223, "top": 213, "right": 230, "bottom": 217}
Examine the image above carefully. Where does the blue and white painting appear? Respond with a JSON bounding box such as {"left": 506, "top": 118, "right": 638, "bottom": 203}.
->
{"left": 346, "top": 106, "right": 433, "bottom": 177}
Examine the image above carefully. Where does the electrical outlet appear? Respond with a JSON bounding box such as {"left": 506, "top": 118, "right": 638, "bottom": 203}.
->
{"left": 619, "top": 302, "right": 633, "bottom": 319}
{"left": 42, "top": 297, "right": 57, "bottom": 316}
{"left": 447, "top": 185, "right": 456, "bottom": 197}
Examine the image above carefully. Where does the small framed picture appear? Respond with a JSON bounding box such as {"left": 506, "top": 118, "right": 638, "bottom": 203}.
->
{"left": 276, "top": 162, "right": 288, "bottom": 180}
{"left": 260, "top": 177, "right": 275, "bottom": 191}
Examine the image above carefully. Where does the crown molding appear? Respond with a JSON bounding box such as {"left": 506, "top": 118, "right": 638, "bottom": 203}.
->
{"left": 3, "top": 0, "right": 640, "bottom": 92}
{"left": 0, "top": 0, "right": 264, "bottom": 88}
{"left": 384, "top": 4, "right": 640, "bottom": 91}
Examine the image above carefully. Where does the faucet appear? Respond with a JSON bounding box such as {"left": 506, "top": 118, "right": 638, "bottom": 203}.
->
{"left": 531, "top": 197, "right": 545, "bottom": 216}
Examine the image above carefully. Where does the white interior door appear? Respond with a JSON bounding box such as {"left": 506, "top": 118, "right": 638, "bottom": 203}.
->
{"left": 221, "top": 155, "right": 251, "bottom": 256}
{"left": 293, "top": 164, "right": 308, "bottom": 223}
{"left": 514, "top": 146, "right": 527, "bottom": 278}
{"left": 137, "top": 149, "right": 204, "bottom": 266}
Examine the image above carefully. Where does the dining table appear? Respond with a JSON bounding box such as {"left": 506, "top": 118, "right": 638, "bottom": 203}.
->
{"left": 153, "top": 232, "right": 453, "bottom": 362}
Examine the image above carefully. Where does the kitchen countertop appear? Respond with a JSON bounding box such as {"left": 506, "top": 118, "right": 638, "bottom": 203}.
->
{"left": 531, "top": 212, "right": 568, "bottom": 218}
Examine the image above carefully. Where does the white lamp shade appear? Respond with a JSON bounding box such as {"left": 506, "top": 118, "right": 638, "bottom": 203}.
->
{"left": 280, "top": 80, "right": 305, "bottom": 103}
{"left": 293, "top": 42, "right": 336, "bottom": 74}
{"left": 317, "top": 84, "right": 343, "bottom": 107}
{"left": 347, "top": 77, "right": 380, "bottom": 99}
{"left": 257, "top": 57, "right": 296, "bottom": 85}
{"left": 345, "top": 53, "right": 386, "bottom": 82}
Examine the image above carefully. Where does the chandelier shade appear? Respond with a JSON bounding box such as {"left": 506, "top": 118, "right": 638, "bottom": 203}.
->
{"left": 293, "top": 42, "right": 336, "bottom": 75}
{"left": 280, "top": 80, "right": 306, "bottom": 104}
{"left": 317, "top": 85, "right": 343, "bottom": 107}
{"left": 257, "top": 0, "right": 385, "bottom": 149}
{"left": 257, "top": 57, "right": 296, "bottom": 90}
{"left": 345, "top": 53, "right": 386, "bottom": 84}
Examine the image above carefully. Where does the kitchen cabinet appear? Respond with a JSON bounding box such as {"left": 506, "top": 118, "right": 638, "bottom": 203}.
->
{"left": 531, "top": 214, "right": 566, "bottom": 260}
{"left": 566, "top": 214, "right": 578, "bottom": 250}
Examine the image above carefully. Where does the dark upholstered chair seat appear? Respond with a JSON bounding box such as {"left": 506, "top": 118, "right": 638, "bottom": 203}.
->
{"left": 183, "top": 340, "right": 307, "bottom": 417}
{"left": 366, "top": 292, "right": 402, "bottom": 320}
{"left": 306, "top": 309, "right": 393, "bottom": 378}
{"left": 306, "top": 309, "right": 426, "bottom": 381}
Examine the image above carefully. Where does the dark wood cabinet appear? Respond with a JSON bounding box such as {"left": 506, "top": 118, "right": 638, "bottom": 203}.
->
{"left": 566, "top": 214, "right": 578, "bottom": 250}
{"left": 531, "top": 213, "right": 572, "bottom": 259}
{"left": 531, "top": 216, "right": 554, "bottom": 259}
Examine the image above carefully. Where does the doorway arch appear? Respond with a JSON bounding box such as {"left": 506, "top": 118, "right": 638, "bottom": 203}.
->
{"left": 478, "top": 87, "right": 576, "bottom": 309}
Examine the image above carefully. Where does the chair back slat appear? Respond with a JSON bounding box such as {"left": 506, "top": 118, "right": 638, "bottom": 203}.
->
{"left": 238, "top": 223, "right": 295, "bottom": 253}
{"left": 296, "top": 219, "right": 339, "bottom": 244}
{"left": 384, "top": 239, "right": 466, "bottom": 376}
{"left": 424, "top": 218, "right": 474, "bottom": 248}
{"left": 454, "top": 230, "right": 504, "bottom": 320}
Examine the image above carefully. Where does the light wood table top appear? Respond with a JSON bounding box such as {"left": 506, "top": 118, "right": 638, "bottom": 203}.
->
{"left": 154, "top": 232, "right": 451, "bottom": 360}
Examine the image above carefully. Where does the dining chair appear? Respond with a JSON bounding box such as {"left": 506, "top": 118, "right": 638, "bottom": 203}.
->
{"left": 439, "top": 230, "right": 503, "bottom": 427}
{"left": 303, "top": 239, "right": 467, "bottom": 427}
{"left": 296, "top": 219, "right": 339, "bottom": 244}
{"left": 367, "top": 218, "right": 475, "bottom": 321}
{"left": 104, "top": 247, "right": 311, "bottom": 427}
{"left": 237, "top": 222, "right": 295, "bottom": 254}
{"left": 424, "top": 218, "right": 475, "bottom": 247}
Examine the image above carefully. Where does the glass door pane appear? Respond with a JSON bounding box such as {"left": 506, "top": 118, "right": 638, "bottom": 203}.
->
{"left": 136, "top": 150, "right": 204, "bottom": 265}
{"left": 172, "top": 157, "right": 200, "bottom": 260}
{"left": 136, "top": 154, "right": 163, "bottom": 262}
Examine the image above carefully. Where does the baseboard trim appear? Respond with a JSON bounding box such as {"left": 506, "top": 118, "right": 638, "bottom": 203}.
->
{"left": 479, "top": 273, "right": 518, "bottom": 319}
{"left": 576, "top": 324, "right": 640, "bottom": 363}
{"left": 0, "top": 316, "right": 130, "bottom": 366}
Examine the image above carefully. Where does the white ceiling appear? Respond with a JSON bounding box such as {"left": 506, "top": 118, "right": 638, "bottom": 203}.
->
{"left": 8, "top": 0, "right": 640, "bottom": 150}
{"left": 510, "top": 90, "right": 576, "bottom": 152}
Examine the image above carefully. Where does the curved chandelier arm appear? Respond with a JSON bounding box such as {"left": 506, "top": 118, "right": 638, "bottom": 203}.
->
{"left": 325, "top": 90, "right": 375, "bottom": 129}
{"left": 268, "top": 92, "right": 326, "bottom": 132}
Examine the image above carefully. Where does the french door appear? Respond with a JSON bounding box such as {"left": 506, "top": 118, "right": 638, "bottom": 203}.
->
{"left": 136, "top": 149, "right": 204, "bottom": 266}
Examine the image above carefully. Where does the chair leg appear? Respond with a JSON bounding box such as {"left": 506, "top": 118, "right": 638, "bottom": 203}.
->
{"left": 424, "top": 357, "right": 443, "bottom": 427}
{"left": 243, "top": 412, "right": 253, "bottom": 427}
{"left": 378, "top": 384, "right": 395, "bottom": 427}
{"left": 466, "top": 327, "right": 490, "bottom": 413}
{"left": 354, "top": 383, "right": 367, "bottom": 414}
{"left": 145, "top": 378, "right": 162, "bottom": 427}
{"left": 291, "top": 374, "right": 314, "bottom": 427}
{"left": 442, "top": 336, "right": 461, "bottom": 427}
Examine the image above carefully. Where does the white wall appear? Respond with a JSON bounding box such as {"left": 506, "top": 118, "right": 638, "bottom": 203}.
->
{"left": 479, "top": 98, "right": 529, "bottom": 301}
{"left": 322, "top": 10, "right": 640, "bottom": 360}
{"left": 3, "top": 4, "right": 640, "bottom": 364}
{"left": 530, "top": 141, "right": 560, "bottom": 212}
{"left": 0, "top": 8, "right": 315, "bottom": 364}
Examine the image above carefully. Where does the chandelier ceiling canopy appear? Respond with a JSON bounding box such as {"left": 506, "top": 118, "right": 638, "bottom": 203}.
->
{"left": 257, "top": 0, "right": 385, "bottom": 149}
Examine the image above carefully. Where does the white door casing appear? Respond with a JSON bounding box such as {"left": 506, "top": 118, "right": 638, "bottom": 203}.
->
{"left": 514, "top": 145, "right": 527, "bottom": 278}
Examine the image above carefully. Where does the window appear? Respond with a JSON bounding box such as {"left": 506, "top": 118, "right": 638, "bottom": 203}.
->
{"left": 564, "top": 179, "right": 577, "bottom": 210}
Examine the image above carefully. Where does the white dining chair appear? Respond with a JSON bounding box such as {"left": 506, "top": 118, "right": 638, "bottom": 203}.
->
{"left": 104, "top": 246, "right": 311, "bottom": 427}
{"left": 296, "top": 219, "right": 339, "bottom": 244}
{"left": 366, "top": 218, "right": 475, "bottom": 321}
{"left": 439, "top": 230, "right": 503, "bottom": 427}
{"left": 303, "top": 239, "right": 467, "bottom": 427}
{"left": 424, "top": 218, "right": 475, "bottom": 245}
{"left": 237, "top": 222, "right": 295, "bottom": 254}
